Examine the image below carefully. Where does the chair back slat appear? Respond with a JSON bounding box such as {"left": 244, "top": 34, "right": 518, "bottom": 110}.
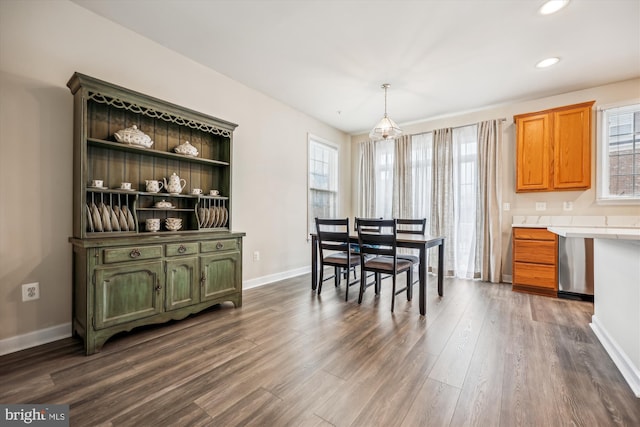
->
{"left": 396, "top": 218, "right": 426, "bottom": 234}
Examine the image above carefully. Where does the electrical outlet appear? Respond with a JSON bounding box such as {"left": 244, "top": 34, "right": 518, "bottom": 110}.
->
{"left": 22, "top": 282, "right": 40, "bottom": 302}
{"left": 563, "top": 201, "right": 574, "bottom": 211}
{"left": 535, "top": 202, "right": 546, "bottom": 211}
{"left": 253, "top": 251, "right": 260, "bottom": 262}
{"left": 503, "top": 202, "right": 510, "bottom": 211}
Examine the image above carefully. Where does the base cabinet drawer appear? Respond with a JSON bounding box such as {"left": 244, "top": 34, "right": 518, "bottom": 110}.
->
{"left": 513, "top": 262, "right": 557, "bottom": 289}
{"left": 513, "top": 240, "right": 557, "bottom": 264}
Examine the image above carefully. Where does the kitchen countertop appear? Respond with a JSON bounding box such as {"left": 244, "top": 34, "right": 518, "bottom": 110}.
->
{"left": 547, "top": 226, "right": 640, "bottom": 241}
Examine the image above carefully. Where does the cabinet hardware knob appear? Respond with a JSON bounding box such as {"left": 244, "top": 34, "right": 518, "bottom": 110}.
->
{"left": 200, "top": 274, "right": 206, "bottom": 286}
{"left": 216, "top": 242, "right": 223, "bottom": 250}
{"left": 130, "top": 249, "right": 141, "bottom": 258}
{"left": 178, "top": 245, "right": 187, "bottom": 253}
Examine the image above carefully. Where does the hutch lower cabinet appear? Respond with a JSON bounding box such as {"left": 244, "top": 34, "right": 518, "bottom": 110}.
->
{"left": 67, "top": 73, "right": 244, "bottom": 355}
{"left": 70, "top": 234, "right": 243, "bottom": 355}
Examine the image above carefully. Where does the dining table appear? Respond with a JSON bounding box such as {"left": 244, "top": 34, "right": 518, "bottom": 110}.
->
{"left": 310, "top": 232, "right": 445, "bottom": 315}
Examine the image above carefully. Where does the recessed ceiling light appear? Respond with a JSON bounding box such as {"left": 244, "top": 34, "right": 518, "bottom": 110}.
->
{"left": 536, "top": 57, "right": 560, "bottom": 68}
{"left": 539, "top": 0, "right": 570, "bottom": 15}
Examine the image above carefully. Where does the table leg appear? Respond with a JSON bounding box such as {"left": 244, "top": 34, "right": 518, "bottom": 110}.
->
{"left": 311, "top": 235, "right": 318, "bottom": 291}
{"left": 438, "top": 239, "right": 444, "bottom": 296}
{"left": 419, "top": 244, "right": 427, "bottom": 315}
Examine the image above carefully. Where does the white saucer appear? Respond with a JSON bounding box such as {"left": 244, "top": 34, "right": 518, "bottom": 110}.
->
{"left": 118, "top": 188, "right": 137, "bottom": 191}
{"left": 88, "top": 186, "right": 108, "bottom": 190}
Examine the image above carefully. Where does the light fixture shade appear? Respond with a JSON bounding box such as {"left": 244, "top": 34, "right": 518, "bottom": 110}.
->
{"left": 369, "top": 115, "right": 402, "bottom": 141}
{"left": 370, "top": 83, "right": 402, "bottom": 141}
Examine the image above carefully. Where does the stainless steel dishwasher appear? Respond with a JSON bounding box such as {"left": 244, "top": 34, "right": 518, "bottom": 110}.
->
{"left": 558, "top": 236, "right": 594, "bottom": 301}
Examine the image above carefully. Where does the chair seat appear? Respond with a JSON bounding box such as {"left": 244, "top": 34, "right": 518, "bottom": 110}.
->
{"left": 397, "top": 253, "right": 419, "bottom": 264}
{"left": 324, "top": 252, "right": 360, "bottom": 267}
{"left": 363, "top": 256, "right": 412, "bottom": 272}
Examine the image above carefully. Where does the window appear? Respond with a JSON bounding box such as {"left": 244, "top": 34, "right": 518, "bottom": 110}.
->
{"left": 308, "top": 135, "right": 338, "bottom": 233}
{"left": 597, "top": 102, "right": 640, "bottom": 203}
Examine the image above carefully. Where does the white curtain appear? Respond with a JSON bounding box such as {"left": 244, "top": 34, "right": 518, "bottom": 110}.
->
{"left": 477, "top": 120, "right": 503, "bottom": 283}
{"left": 392, "top": 135, "right": 412, "bottom": 218}
{"left": 357, "top": 140, "right": 376, "bottom": 218}
{"left": 429, "top": 128, "right": 456, "bottom": 276}
{"left": 374, "top": 139, "right": 394, "bottom": 219}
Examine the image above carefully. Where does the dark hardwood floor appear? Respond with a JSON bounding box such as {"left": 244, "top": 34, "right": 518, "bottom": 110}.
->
{"left": 1, "top": 273, "right": 639, "bottom": 426}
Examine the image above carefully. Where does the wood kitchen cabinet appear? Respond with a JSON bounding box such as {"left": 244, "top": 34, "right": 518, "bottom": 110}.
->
{"left": 512, "top": 227, "right": 558, "bottom": 297}
{"left": 514, "top": 101, "right": 594, "bottom": 192}
{"left": 67, "top": 73, "right": 245, "bottom": 354}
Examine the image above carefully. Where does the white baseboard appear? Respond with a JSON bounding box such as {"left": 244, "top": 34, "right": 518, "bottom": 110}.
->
{"left": 0, "top": 268, "right": 312, "bottom": 356}
{"left": 243, "top": 266, "right": 310, "bottom": 290}
{"left": 591, "top": 315, "right": 640, "bottom": 398}
{"left": 0, "top": 323, "right": 72, "bottom": 356}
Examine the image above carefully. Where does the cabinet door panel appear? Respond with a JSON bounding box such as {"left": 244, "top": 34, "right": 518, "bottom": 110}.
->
{"left": 166, "top": 257, "right": 199, "bottom": 311}
{"left": 94, "top": 261, "right": 163, "bottom": 329}
{"left": 553, "top": 105, "right": 591, "bottom": 189}
{"left": 201, "top": 251, "right": 241, "bottom": 301}
{"left": 516, "top": 113, "right": 551, "bottom": 191}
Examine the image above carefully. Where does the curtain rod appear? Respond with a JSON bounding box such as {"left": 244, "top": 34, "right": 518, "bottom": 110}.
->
{"left": 409, "top": 117, "right": 507, "bottom": 137}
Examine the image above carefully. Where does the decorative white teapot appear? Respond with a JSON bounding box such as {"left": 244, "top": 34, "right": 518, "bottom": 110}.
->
{"left": 163, "top": 173, "right": 186, "bottom": 195}
{"left": 114, "top": 125, "right": 154, "bottom": 148}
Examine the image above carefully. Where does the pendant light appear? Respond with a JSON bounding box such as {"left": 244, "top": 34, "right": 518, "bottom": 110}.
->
{"left": 369, "top": 83, "right": 402, "bottom": 141}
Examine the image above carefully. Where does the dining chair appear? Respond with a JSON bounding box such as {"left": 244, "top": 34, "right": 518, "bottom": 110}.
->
{"left": 395, "top": 218, "right": 427, "bottom": 299}
{"left": 356, "top": 218, "right": 413, "bottom": 312}
{"left": 315, "top": 217, "right": 360, "bottom": 300}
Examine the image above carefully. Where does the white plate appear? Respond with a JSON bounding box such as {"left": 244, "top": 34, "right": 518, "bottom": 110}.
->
{"left": 117, "top": 188, "right": 137, "bottom": 191}
{"left": 88, "top": 186, "right": 108, "bottom": 190}
{"left": 86, "top": 204, "right": 94, "bottom": 232}
{"left": 90, "top": 203, "right": 102, "bottom": 232}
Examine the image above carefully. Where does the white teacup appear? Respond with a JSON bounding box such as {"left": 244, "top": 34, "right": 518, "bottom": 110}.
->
{"left": 91, "top": 179, "right": 103, "bottom": 188}
{"left": 146, "top": 218, "right": 160, "bottom": 232}
{"left": 209, "top": 189, "right": 220, "bottom": 196}
{"left": 121, "top": 182, "right": 132, "bottom": 190}
{"left": 191, "top": 188, "right": 203, "bottom": 195}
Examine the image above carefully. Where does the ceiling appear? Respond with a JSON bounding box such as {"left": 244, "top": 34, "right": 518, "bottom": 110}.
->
{"left": 72, "top": 0, "right": 640, "bottom": 135}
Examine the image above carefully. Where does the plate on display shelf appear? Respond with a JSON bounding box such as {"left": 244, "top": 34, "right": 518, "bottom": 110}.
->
{"left": 88, "top": 186, "right": 108, "bottom": 190}
{"left": 116, "top": 188, "right": 137, "bottom": 192}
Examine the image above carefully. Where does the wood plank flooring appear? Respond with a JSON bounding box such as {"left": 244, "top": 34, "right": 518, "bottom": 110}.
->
{"left": 1, "top": 274, "right": 639, "bottom": 426}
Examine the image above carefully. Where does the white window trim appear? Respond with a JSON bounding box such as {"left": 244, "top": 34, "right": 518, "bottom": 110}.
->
{"left": 307, "top": 133, "right": 340, "bottom": 239}
{"left": 596, "top": 100, "right": 640, "bottom": 205}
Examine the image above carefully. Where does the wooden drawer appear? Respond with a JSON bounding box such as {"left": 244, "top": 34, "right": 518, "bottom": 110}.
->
{"left": 201, "top": 239, "right": 239, "bottom": 253}
{"left": 166, "top": 242, "right": 199, "bottom": 257}
{"left": 513, "top": 261, "right": 557, "bottom": 289}
{"left": 513, "top": 227, "right": 555, "bottom": 241}
{"left": 103, "top": 245, "right": 163, "bottom": 264}
{"left": 513, "top": 240, "right": 557, "bottom": 264}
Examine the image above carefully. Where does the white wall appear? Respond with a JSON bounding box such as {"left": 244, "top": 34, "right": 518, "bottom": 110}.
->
{"left": 351, "top": 78, "right": 640, "bottom": 278}
{"left": 0, "top": 0, "right": 350, "bottom": 344}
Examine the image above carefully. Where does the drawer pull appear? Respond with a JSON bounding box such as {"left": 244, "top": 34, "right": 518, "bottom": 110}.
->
{"left": 178, "top": 245, "right": 187, "bottom": 254}
{"left": 129, "top": 249, "right": 141, "bottom": 258}
{"left": 216, "top": 242, "right": 224, "bottom": 250}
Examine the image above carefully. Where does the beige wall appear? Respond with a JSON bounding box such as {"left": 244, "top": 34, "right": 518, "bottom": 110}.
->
{"left": 0, "top": 1, "right": 350, "bottom": 342}
{"left": 351, "top": 78, "right": 640, "bottom": 278}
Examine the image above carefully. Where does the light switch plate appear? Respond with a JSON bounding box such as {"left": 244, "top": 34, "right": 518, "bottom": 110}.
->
{"left": 563, "top": 201, "right": 573, "bottom": 211}
{"left": 503, "top": 202, "right": 510, "bottom": 211}
{"left": 535, "top": 202, "right": 546, "bottom": 211}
